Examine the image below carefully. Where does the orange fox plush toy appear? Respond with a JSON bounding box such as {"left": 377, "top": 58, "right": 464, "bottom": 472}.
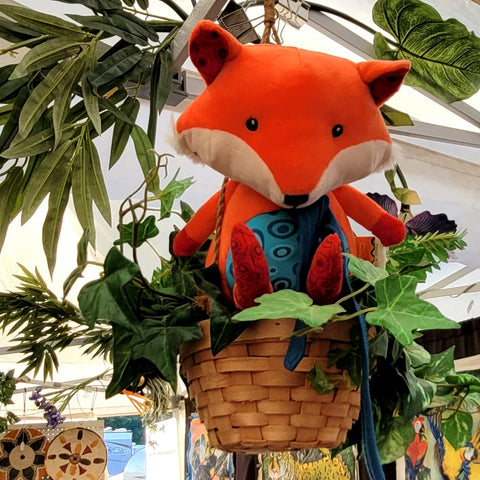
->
{"left": 173, "top": 20, "right": 409, "bottom": 310}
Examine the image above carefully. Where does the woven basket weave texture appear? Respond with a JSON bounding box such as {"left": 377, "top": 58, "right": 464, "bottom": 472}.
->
{"left": 180, "top": 318, "right": 361, "bottom": 453}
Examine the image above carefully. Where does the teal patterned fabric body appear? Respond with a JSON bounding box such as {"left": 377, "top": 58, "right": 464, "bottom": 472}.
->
{"left": 225, "top": 210, "right": 302, "bottom": 293}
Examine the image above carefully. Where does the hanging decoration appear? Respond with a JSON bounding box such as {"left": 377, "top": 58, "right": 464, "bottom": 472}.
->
{"left": 44, "top": 428, "right": 107, "bottom": 480}
{"left": 0, "top": 428, "right": 48, "bottom": 480}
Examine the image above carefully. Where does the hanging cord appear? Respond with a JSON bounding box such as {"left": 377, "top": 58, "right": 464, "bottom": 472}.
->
{"left": 213, "top": 176, "right": 230, "bottom": 265}
{"left": 261, "top": 0, "right": 282, "bottom": 44}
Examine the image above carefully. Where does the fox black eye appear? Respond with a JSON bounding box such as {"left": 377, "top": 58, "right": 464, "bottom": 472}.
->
{"left": 246, "top": 118, "right": 258, "bottom": 131}
{"left": 332, "top": 124, "right": 343, "bottom": 137}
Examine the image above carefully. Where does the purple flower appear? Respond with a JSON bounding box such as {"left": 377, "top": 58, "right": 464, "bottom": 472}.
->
{"left": 367, "top": 192, "right": 398, "bottom": 217}
{"left": 367, "top": 192, "right": 457, "bottom": 237}
{"left": 29, "top": 387, "right": 65, "bottom": 429}
{"left": 405, "top": 211, "right": 457, "bottom": 236}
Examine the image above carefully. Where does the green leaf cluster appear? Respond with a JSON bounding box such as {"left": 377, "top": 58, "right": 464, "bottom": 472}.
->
{"left": 0, "top": 0, "right": 181, "bottom": 273}
{"left": 78, "top": 241, "right": 236, "bottom": 397}
{"left": 0, "top": 370, "right": 19, "bottom": 433}
{"left": 386, "top": 231, "right": 467, "bottom": 281}
{"left": 0, "top": 264, "right": 111, "bottom": 380}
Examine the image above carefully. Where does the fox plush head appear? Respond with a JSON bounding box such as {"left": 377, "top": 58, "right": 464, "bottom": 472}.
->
{"left": 173, "top": 20, "right": 409, "bottom": 310}
{"left": 175, "top": 20, "right": 410, "bottom": 210}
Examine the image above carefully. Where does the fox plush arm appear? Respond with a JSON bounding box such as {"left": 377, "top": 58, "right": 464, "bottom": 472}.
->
{"left": 332, "top": 185, "right": 405, "bottom": 246}
{"left": 173, "top": 190, "right": 220, "bottom": 256}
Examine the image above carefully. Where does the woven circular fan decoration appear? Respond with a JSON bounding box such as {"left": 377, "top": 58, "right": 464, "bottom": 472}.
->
{"left": 180, "top": 318, "right": 361, "bottom": 454}
{"left": 45, "top": 428, "right": 107, "bottom": 480}
{"left": 0, "top": 427, "right": 48, "bottom": 480}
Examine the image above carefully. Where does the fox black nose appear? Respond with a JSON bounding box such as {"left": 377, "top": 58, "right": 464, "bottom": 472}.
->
{"left": 284, "top": 194, "right": 309, "bottom": 207}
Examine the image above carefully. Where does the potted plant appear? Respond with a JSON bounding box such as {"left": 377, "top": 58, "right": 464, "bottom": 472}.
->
{"left": 0, "top": 0, "right": 479, "bottom": 476}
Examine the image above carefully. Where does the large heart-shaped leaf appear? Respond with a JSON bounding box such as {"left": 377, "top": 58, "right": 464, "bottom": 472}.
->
{"left": 232, "top": 289, "right": 344, "bottom": 327}
{"left": 373, "top": 0, "right": 480, "bottom": 102}
{"left": 367, "top": 275, "right": 459, "bottom": 346}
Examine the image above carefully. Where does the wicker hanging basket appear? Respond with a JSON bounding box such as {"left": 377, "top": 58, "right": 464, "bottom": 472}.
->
{"left": 179, "top": 318, "right": 361, "bottom": 453}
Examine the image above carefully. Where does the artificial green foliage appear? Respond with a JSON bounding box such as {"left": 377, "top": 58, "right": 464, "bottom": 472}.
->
{"left": 373, "top": 0, "right": 480, "bottom": 102}
{"left": 367, "top": 274, "right": 458, "bottom": 347}
{"left": 308, "top": 364, "right": 335, "bottom": 395}
{"left": 0, "top": 265, "right": 111, "bottom": 380}
{"left": 386, "top": 231, "right": 467, "bottom": 281}
{"left": 0, "top": 0, "right": 180, "bottom": 272}
{"left": 0, "top": 371, "right": 19, "bottom": 433}
{"left": 114, "top": 215, "right": 159, "bottom": 248}
{"left": 232, "top": 290, "right": 345, "bottom": 327}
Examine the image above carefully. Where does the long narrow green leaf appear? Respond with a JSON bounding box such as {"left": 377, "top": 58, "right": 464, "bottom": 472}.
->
{"left": 86, "top": 138, "right": 111, "bottom": 225}
{"left": 18, "top": 56, "right": 85, "bottom": 140}
{"left": 43, "top": 173, "right": 72, "bottom": 275}
{"left": 0, "top": 17, "right": 40, "bottom": 43}
{"left": 0, "top": 65, "right": 29, "bottom": 103}
{"left": 68, "top": 14, "right": 149, "bottom": 46}
{"left": 156, "top": 50, "right": 173, "bottom": 113}
{"left": 21, "top": 140, "right": 75, "bottom": 224}
{"left": 82, "top": 74, "right": 101, "bottom": 136}
{"left": 147, "top": 49, "right": 172, "bottom": 145}
{"left": 72, "top": 138, "right": 96, "bottom": 245}
{"left": 53, "top": 57, "right": 86, "bottom": 147}
{"left": 10, "top": 38, "right": 85, "bottom": 80}
{"left": 0, "top": 86, "right": 29, "bottom": 162}
{"left": 0, "top": 167, "right": 23, "bottom": 253}
{"left": 110, "top": 96, "right": 140, "bottom": 168}
{"left": 97, "top": 96, "right": 136, "bottom": 125}
{"left": 0, "top": 5, "right": 87, "bottom": 39}
{"left": 88, "top": 45, "right": 142, "bottom": 88}
{"left": 130, "top": 125, "right": 160, "bottom": 194}
{"left": 1, "top": 126, "right": 76, "bottom": 159}
{"left": 53, "top": 0, "right": 123, "bottom": 11}
{"left": 113, "top": 11, "right": 158, "bottom": 42}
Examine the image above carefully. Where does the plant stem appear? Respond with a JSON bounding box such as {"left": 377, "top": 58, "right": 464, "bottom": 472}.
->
{"left": 0, "top": 35, "right": 49, "bottom": 54}
{"left": 336, "top": 283, "right": 370, "bottom": 305}
{"left": 333, "top": 307, "right": 377, "bottom": 321}
{"left": 395, "top": 164, "right": 409, "bottom": 188}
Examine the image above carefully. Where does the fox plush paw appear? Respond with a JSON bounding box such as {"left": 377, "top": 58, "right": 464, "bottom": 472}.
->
{"left": 172, "top": 229, "right": 202, "bottom": 257}
{"left": 231, "top": 223, "right": 273, "bottom": 310}
{"left": 306, "top": 233, "right": 343, "bottom": 305}
{"left": 372, "top": 213, "right": 406, "bottom": 247}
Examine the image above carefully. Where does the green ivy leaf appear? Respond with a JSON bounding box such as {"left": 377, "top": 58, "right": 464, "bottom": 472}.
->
{"left": 232, "top": 290, "right": 345, "bottom": 327}
{"left": 114, "top": 215, "right": 159, "bottom": 248}
{"left": 344, "top": 253, "right": 388, "bottom": 285}
{"left": 442, "top": 411, "right": 473, "bottom": 450}
{"left": 78, "top": 247, "right": 141, "bottom": 331}
{"left": 160, "top": 171, "right": 194, "bottom": 219}
{"left": 180, "top": 201, "right": 194, "bottom": 222}
{"left": 131, "top": 317, "right": 202, "bottom": 391}
{"left": 404, "top": 342, "right": 431, "bottom": 368}
{"left": 307, "top": 364, "right": 334, "bottom": 394}
{"left": 373, "top": 0, "right": 480, "bottom": 102}
{"left": 415, "top": 347, "right": 456, "bottom": 382}
{"left": 377, "top": 416, "right": 415, "bottom": 464}
{"left": 367, "top": 275, "right": 459, "bottom": 346}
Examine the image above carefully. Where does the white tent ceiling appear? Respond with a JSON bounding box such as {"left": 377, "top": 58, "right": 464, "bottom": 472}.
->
{"left": 1, "top": 0, "right": 480, "bottom": 417}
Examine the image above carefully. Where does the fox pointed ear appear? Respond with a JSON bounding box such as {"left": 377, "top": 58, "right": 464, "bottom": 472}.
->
{"left": 357, "top": 60, "right": 410, "bottom": 106}
{"left": 189, "top": 20, "right": 242, "bottom": 85}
